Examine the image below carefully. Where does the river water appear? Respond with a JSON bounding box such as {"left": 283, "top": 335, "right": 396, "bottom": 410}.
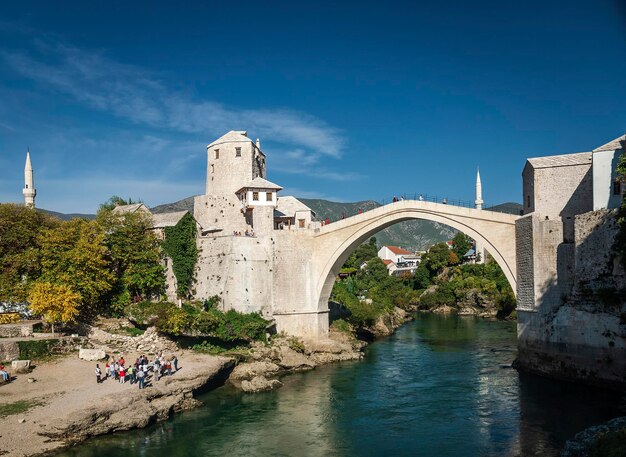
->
{"left": 59, "top": 314, "right": 623, "bottom": 457}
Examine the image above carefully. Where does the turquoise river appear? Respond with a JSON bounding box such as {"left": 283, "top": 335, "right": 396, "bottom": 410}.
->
{"left": 59, "top": 314, "right": 623, "bottom": 457}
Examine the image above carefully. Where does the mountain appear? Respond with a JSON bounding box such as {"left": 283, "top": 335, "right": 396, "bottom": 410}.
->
{"left": 38, "top": 208, "right": 95, "bottom": 221}
{"left": 300, "top": 198, "right": 456, "bottom": 251}
{"left": 485, "top": 202, "right": 523, "bottom": 215}
{"left": 151, "top": 196, "right": 196, "bottom": 214}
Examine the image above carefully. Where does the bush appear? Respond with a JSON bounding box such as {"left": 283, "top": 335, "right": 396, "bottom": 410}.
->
{"left": 125, "top": 300, "right": 267, "bottom": 342}
{"left": 288, "top": 336, "right": 305, "bottom": 353}
{"left": 17, "top": 339, "right": 59, "bottom": 359}
{"left": 212, "top": 309, "right": 267, "bottom": 342}
{"left": 330, "top": 318, "right": 352, "bottom": 334}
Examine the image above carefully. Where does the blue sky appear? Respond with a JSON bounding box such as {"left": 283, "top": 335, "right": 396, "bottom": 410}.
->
{"left": 0, "top": 0, "right": 625, "bottom": 213}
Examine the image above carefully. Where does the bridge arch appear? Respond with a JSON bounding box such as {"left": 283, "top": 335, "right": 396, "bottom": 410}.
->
{"left": 312, "top": 201, "right": 519, "bottom": 313}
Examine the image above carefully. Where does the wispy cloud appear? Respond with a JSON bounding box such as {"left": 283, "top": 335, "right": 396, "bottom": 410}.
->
{"left": 1, "top": 40, "right": 345, "bottom": 160}
{"left": 270, "top": 148, "right": 365, "bottom": 181}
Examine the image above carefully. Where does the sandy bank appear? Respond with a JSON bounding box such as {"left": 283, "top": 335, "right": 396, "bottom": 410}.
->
{"left": 0, "top": 352, "right": 233, "bottom": 457}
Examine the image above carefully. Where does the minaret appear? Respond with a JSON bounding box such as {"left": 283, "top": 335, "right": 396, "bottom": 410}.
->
{"left": 475, "top": 167, "right": 483, "bottom": 210}
{"left": 22, "top": 149, "right": 36, "bottom": 208}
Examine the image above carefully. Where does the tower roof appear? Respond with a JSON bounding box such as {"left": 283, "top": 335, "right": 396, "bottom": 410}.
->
{"left": 593, "top": 134, "right": 626, "bottom": 152}
{"left": 25, "top": 151, "right": 32, "bottom": 170}
{"left": 236, "top": 177, "right": 283, "bottom": 194}
{"left": 207, "top": 130, "right": 266, "bottom": 156}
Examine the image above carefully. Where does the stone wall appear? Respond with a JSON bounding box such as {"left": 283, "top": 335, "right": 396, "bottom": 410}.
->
{"left": 194, "top": 235, "right": 275, "bottom": 316}
{"left": 516, "top": 208, "right": 626, "bottom": 390}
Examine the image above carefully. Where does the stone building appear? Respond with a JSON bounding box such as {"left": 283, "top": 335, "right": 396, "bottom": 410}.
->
{"left": 516, "top": 134, "right": 626, "bottom": 389}
{"left": 190, "top": 131, "right": 319, "bottom": 321}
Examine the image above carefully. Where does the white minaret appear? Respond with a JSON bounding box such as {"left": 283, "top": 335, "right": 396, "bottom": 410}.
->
{"left": 475, "top": 167, "right": 483, "bottom": 210}
{"left": 22, "top": 149, "right": 36, "bottom": 208}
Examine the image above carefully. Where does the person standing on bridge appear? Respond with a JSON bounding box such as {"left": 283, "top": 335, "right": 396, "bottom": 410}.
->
{"left": 419, "top": 194, "right": 424, "bottom": 201}
{"left": 442, "top": 198, "right": 447, "bottom": 204}
{"left": 393, "top": 196, "right": 398, "bottom": 202}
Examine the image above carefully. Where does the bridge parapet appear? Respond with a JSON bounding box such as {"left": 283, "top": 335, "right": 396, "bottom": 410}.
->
{"left": 316, "top": 200, "right": 519, "bottom": 236}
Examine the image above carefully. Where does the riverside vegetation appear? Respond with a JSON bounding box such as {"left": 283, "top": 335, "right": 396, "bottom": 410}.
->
{"left": 330, "top": 234, "right": 516, "bottom": 338}
{"left": 0, "top": 197, "right": 268, "bottom": 353}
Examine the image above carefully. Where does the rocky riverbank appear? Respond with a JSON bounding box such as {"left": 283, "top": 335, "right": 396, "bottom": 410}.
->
{"left": 229, "top": 306, "right": 411, "bottom": 393}
{"left": 0, "top": 351, "right": 233, "bottom": 457}
{"left": 561, "top": 416, "right": 626, "bottom": 457}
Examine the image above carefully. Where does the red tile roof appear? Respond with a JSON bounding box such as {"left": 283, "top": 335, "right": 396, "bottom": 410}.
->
{"left": 386, "top": 246, "right": 413, "bottom": 255}
{"left": 382, "top": 259, "right": 394, "bottom": 265}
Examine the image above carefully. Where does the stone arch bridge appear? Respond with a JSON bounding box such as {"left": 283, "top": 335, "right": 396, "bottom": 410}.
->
{"left": 272, "top": 200, "right": 519, "bottom": 336}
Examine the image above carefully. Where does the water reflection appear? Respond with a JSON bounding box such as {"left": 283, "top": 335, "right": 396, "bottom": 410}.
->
{"left": 58, "top": 315, "right": 622, "bottom": 457}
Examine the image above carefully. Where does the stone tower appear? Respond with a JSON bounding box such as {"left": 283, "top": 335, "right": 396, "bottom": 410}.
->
{"left": 475, "top": 167, "right": 483, "bottom": 210}
{"left": 22, "top": 150, "right": 36, "bottom": 208}
{"left": 195, "top": 131, "right": 268, "bottom": 231}
{"left": 204, "top": 131, "right": 266, "bottom": 196}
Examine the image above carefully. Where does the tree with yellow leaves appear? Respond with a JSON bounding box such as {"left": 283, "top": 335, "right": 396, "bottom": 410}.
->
{"left": 28, "top": 281, "right": 82, "bottom": 334}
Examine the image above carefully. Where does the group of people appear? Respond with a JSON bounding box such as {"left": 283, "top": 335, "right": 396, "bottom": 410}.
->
{"left": 95, "top": 353, "right": 178, "bottom": 389}
{"left": 0, "top": 364, "right": 10, "bottom": 382}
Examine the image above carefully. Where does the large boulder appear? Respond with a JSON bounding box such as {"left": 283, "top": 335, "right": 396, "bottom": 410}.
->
{"left": 11, "top": 360, "right": 31, "bottom": 373}
{"left": 240, "top": 376, "right": 282, "bottom": 393}
{"left": 78, "top": 348, "right": 106, "bottom": 361}
{"left": 0, "top": 341, "right": 19, "bottom": 361}
{"left": 230, "top": 361, "right": 281, "bottom": 381}
{"left": 302, "top": 338, "right": 352, "bottom": 355}
{"left": 277, "top": 346, "right": 315, "bottom": 370}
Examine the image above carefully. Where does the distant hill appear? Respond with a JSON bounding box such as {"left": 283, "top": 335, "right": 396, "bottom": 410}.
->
{"left": 300, "top": 198, "right": 456, "bottom": 251}
{"left": 151, "top": 196, "right": 196, "bottom": 214}
{"left": 43, "top": 196, "right": 521, "bottom": 252}
{"left": 485, "top": 202, "right": 523, "bottom": 215}
{"left": 38, "top": 208, "right": 95, "bottom": 221}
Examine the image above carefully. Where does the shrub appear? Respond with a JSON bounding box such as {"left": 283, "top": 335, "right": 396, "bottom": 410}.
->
{"left": 17, "top": 339, "right": 59, "bottom": 359}
{"left": 330, "top": 318, "right": 352, "bottom": 334}
{"left": 213, "top": 309, "right": 268, "bottom": 342}
{"left": 125, "top": 300, "right": 268, "bottom": 342}
{"left": 288, "top": 336, "right": 305, "bottom": 353}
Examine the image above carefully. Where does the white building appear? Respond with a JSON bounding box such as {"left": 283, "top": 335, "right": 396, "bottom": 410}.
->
{"left": 274, "top": 196, "right": 316, "bottom": 229}
{"left": 377, "top": 245, "right": 420, "bottom": 275}
{"left": 592, "top": 134, "right": 625, "bottom": 211}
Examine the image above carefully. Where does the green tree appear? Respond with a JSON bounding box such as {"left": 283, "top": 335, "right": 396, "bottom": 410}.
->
{"left": 413, "top": 263, "right": 431, "bottom": 290}
{"left": 0, "top": 204, "right": 58, "bottom": 303}
{"left": 422, "top": 243, "right": 452, "bottom": 274}
{"left": 38, "top": 219, "right": 115, "bottom": 318}
{"left": 98, "top": 195, "right": 140, "bottom": 212}
{"left": 451, "top": 233, "right": 473, "bottom": 262}
{"left": 96, "top": 207, "right": 165, "bottom": 311}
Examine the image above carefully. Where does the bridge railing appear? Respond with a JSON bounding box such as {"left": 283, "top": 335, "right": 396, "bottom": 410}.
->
{"left": 379, "top": 193, "right": 521, "bottom": 215}
{"left": 316, "top": 194, "right": 521, "bottom": 225}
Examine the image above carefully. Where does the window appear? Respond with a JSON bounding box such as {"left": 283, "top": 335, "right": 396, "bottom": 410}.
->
{"left": 613, "top": 180, "right": 621, "bottom": 196}
{"left": 235, "top": 147, "right": 241, "bottom": 157}
{"left": 266, "top": 192, "right": 273, "bottom": 201}
{"left": 252, "top": 191, "right": 259, "bottom": 201}
{"left": 526, "top": 195, "right": 530, "bottom": 207}
{"left": 298, "top": 219, "right": 305, "bottom": 228}
{"left": 215, "top": 149, "right": 219, "bottom": 159}
{"left": 211, "top": 164, "right": 215, "bottom": 174}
